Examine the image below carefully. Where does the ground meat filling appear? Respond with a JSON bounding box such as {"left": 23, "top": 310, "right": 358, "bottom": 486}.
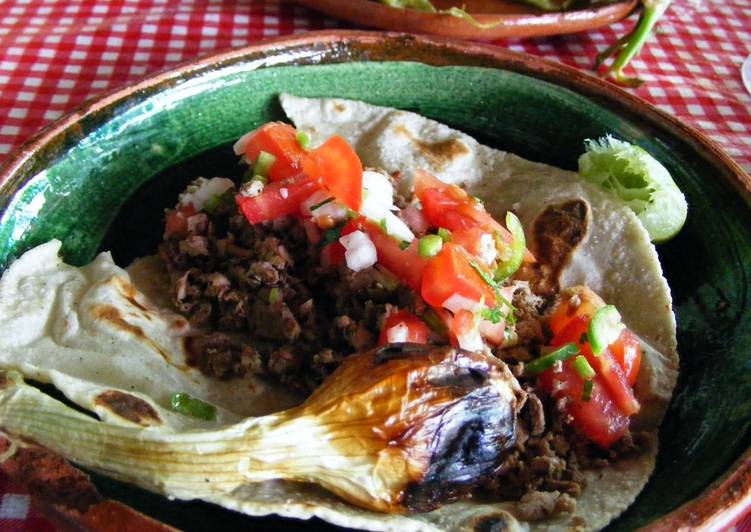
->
{"left": 161, "top": 208, "right": 415, "bottom": 392}
{"left": 160, "top": 188, "right": 644, "bottom": 522}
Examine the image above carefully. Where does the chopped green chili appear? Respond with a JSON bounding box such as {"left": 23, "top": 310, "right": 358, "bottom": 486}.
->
{"left": 494, "top": 212, "right": 526, "bottom": 282}
{"left": 525, "top": 343, "right": 580, "bottom": 376}
{"left": 437, "top": 227, "right": 452, "bottom": 242}
{"left": 268, "top": 287, "right": 282, "bottom": 304}
{"left": 582, "top": 380, "right": 594, "bottom": 402}
{"left": 296, "top": 131, "right": 311, "bottom": 151}
{"left": 573, "top": 355, "right": 596, "bottom": 380}
{"left": 170, "top": 393, "right": 217, "bottom": 421}
{"left": 418, "top": 235, "right": 443, "bottom": 258}
{"left": 253, "top": 151, "right": 276, "bottom": 178}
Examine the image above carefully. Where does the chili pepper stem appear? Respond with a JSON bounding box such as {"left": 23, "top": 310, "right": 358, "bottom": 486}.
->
{"left": 597, "top": 0, "right": 672, "bottom": 87}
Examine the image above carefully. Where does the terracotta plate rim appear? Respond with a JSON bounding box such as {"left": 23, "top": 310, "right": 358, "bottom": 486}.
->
{"left": 293, "top": 0, "right": 640, "bottom": 40}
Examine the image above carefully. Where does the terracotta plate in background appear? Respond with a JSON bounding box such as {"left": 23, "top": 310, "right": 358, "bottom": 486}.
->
{"left": 0, "top": 31, "right": 750, "bottom": 531}
{"left": 294, "top": 0, "right": 639, "bottom": 39}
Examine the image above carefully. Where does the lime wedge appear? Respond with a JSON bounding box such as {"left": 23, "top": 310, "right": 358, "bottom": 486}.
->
{"left": 578, "top": 136, "right": 688, "bottom": 242}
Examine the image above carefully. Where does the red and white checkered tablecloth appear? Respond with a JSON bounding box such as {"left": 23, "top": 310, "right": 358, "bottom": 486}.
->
{"left": 0, "top": 1, "right": 749, "bottom": 530}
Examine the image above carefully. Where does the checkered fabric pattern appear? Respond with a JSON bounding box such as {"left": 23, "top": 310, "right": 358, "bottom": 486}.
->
{"left": 0, "top": 0, "right": 749, "bottom": 529}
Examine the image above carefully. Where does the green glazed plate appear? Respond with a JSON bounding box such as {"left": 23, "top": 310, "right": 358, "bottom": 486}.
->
{"left": 1, "top": 31, "right": 750, "bottom": 531}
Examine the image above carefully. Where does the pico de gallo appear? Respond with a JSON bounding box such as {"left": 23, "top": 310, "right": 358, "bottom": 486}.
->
{"left": 160, "top": 121, "right": 648, "bottom": 519}
{"left": 230, "top": 122, "right": 643, "bottom": 449}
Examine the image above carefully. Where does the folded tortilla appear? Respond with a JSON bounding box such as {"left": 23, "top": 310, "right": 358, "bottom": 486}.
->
{"left": 0, "top": 95, "right": 679, "bottom": 531}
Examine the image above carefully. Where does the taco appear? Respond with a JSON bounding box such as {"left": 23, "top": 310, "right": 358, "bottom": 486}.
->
{"left": 0, "top": 95, "right": 679, "bottom": 531}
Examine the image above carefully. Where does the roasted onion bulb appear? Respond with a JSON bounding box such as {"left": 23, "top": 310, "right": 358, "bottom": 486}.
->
{"left": 0, "top": 344, "right": 525, "bottom": 513}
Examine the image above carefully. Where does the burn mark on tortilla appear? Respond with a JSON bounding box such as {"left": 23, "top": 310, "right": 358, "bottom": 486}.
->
{"left": 333, "top": 103, "right": 347, "bottom": 113}
{"left": 394, "top": 124, "right": 469, "bottom": 170}
{"left": 523, "top": 199, "right": 590, "bottom": 297}
{"left": 114, "top": 277, "right": 152, "bottom": 316}
{"left": 95, "top": 391, "right": 162, "bottom": 426}
{"left": 467, "top": 512, "right": 517, "bottom": 531}
{"left": 92, "top": 304, "right": 146, "bottom": 339}
{"left": 90, "top": 304, "right": 173, "bottom": 364}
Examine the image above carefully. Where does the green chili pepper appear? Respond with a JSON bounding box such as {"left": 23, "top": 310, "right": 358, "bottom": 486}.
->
{"left": 268, "top": 287, "right": 282, "bottom": 304}
{"left": 170, "top": 393, "right": 217, "bottom": 421}
{"left": 582, "top": 379, "right": 594, "bottom": 402}
{"left": 203, "top": 189, "right": 234, "bottom": 215}
{"left": 494, "top": 212, "right": 526, "bottom": 282}
{"left": 525, "top": 343, "right": 580, "bottom": 376}
{"left": 296, "top": 131, "right": 311, "bottom": 151}
{"left": 437, "top": 228, "right": 452, "bottom": 242}
{"left": 418, "top": 235, "right": 443, "bottom": 258}
{"left": 253, "top": 151, "right": 276, "bottom": 178}
{"left": 573, "top": 355, "right": 596, "bottom": 380}
{"left": 588, "top": 305, "right": 625, "bottom": 356}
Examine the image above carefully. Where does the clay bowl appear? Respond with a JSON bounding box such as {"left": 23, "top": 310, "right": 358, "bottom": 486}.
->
{"left": 0, "top": 31, "right": 750, "bottom": 531}
{"left": 294, "top": 0, "right": 639, "bottom": 39}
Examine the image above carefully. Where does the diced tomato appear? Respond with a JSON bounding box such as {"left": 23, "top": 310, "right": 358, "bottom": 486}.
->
{"left": 320, "top": 242, "right": 345, "bottom": 267}
{"left": 421, "top": 243, "right": 496, "bottom": 310}
{"left": 538, "top": 364, "right": 629, "bottom": 448}
{"left": 236, "top": 174, "right": 319, "bottom": 224}
{"left": 378, "top": 310, "right": 430, "bottom": 346}
{"left": 243, "top": 122, "right": 318, "bottom": 182}
{"left": 548, "top": 287, "right": 606, "bottom": 336}
{"left": 401, "top": 204, "right": 429, "bottom": 235}
{"left": 244, "top": 124, "right": 363, "bottom": 211}
{"left": 310, "top": 135, "right": 363, "bottom": 211}
{"left": 413, "top": 170, "right": 534, "bottom": 263}
{"left": 448, "top": 309, "right": 478, "bottom": 349}
{"left": 301, "top": 219, "right": 321, "bottom": 245}
{"left": 164, "top": 205, "right": 197, "bottom": 239}
{"left": 552, "top": 316, "right": 640, "bottom": 416}
{"left": 350, "top": 217, "right": 428, "bottom": 292}
{"left": 478, "top": 318, "right": 505, "bottom": 345}
{"left": 610, "top": 329, "right": 642, "bottom": 386}
{"left": 450, "top": 227, "right": 487, "bottom": 258}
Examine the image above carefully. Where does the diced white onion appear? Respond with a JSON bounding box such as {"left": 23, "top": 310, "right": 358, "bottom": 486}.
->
{"left": 280, "top": 188, "right": 289, "bottom": 199}
{"left": 386, "top": 322, "right": 409, "bottom": 344}
{"left": 179, "top": 177, "right": 235, "bottom": 211}
{"left": 300, "top": 190, "right": 349, "bottom": 224}
{"left": 442, "top": 294, "right": 483, "bottom": 314}
{"left": 479, "top": 233, "right": 498, "bottom": 265}
{"left": 233, "top": 131, "right": 253, "bottom": 155}
{"left": 300, "top": 190, "right": 333, "bottom": 216}
{"left": 340, "top": 230, "right": 377, "bottom": 272}
{"left": 362, "top": 171, "right": 395, "bottom": 207}
{"left": 313, "top": 202, "right": 349, "bottom": 223}
{"left": 239, "top": 180, "right": 264, "bottom": 198}
{"left": 358, "top": 170, "right": 415, "bottom": 242}
{"left": 479, "top": 319, "right": 505, "bottom": 345}
{"left": 457, "top": 327, "right": 484, "bottom": 352}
